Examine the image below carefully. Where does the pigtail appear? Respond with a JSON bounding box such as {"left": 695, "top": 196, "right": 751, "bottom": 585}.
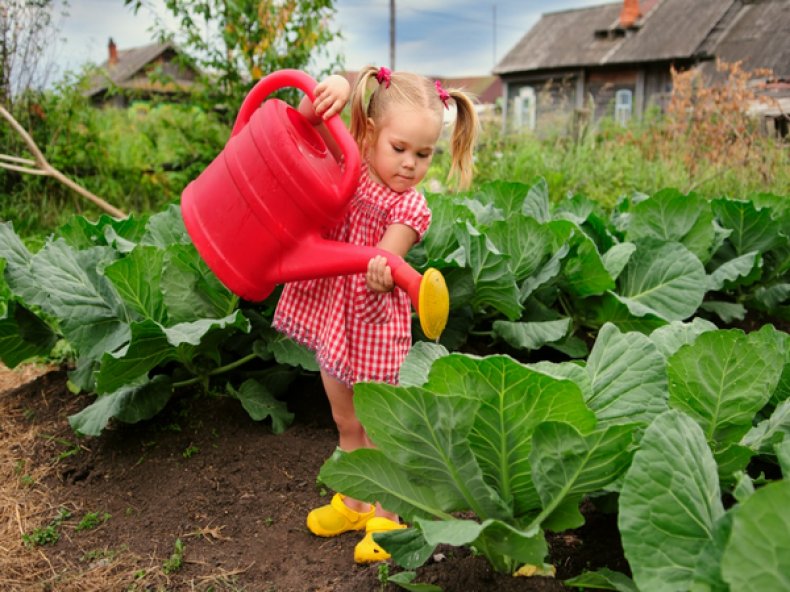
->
{"left": 447, "top": 89, "right": 479, "bottom": 190}
{"left": 349, "top": 66, "right": 379, "bottom": 150}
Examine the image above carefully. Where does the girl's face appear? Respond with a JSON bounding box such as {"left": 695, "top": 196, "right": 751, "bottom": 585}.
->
{"left": 366, "top": 106, "right": 442, "bottom": 193}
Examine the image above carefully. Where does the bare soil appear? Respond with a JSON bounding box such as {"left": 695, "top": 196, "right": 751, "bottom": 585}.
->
{"left": 2, "top": 366, "right": 629, "bottom": 591}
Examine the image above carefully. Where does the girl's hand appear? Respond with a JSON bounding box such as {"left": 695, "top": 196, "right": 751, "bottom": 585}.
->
{"left": 313, "top": 74, "right": 351, "bottom": 120}
{"left": 366, "top": 255, "right": 394, "bottom": 293}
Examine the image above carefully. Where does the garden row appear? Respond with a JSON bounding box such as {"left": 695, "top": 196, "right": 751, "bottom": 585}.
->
{"left": 1, "top": 180, "right": 788, "bottom": 590}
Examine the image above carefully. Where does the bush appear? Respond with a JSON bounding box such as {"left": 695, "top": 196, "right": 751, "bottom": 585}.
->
{"left": 427, "top": 61, "right": 790, "bottom": 206}
{"left": 1, "top": 73, "right": 229, "bottom": 238}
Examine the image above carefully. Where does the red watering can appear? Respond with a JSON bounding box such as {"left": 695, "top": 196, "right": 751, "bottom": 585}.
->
{"left": 180, "top": 69, "right": 449, "bottom": 339}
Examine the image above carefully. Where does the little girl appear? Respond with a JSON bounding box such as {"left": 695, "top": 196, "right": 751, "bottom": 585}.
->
{"left": 272, "top": 65, "right": 479, "bottom": 563}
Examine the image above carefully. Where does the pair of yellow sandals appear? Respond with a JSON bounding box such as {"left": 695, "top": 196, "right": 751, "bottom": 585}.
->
{"left": 307, "top": 493, "right": 406, "bottom": 563}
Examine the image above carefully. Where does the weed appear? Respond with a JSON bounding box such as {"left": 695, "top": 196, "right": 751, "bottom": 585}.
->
{"left": 182, "top": 444, "right": 200, "bottom": 459}
{"left": 377, "top": 562, "right": 390, "bottom": 589}
{"left": 13, "top": 460, "right": 33, "bottom": 485}
{"left": 75, "top": 511, "right": 111, "bottom": 532}
{"left": 315, "top": 477, "right": 329, "bottom": 497}
{"left": 134, "top": 440, "right": 157, "bottom": 466}
{"left": 22, "top": 508, "right": 71, "bottom": 546}
{"left": 40, "top": 434, "right": 82, "bottom": 462}
{"left": 81, "top": 544, "right": 126, "bottom": 562}
{"left": 162, "top": 538, "right": 185, "bottom": 574}
{"left": 82, "top": 549, "right": 110, "bottom": 562}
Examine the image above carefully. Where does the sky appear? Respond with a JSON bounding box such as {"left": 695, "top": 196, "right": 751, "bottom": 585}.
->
{"left": 51, "top": 0, "right": 608, "bottom": 80}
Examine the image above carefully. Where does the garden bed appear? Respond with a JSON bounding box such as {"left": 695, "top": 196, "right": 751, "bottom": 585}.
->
{"left": 2, "top": 367, "right": 629, "bottom": 591}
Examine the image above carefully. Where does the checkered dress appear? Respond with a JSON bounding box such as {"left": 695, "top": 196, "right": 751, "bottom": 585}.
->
{"left": 272, "top": 164, "right": 432, "bottom": 387}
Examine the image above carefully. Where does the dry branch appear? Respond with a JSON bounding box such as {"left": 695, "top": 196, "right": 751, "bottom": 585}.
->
{"left": 0, "top": 106, "right": 126, "bottom": 218}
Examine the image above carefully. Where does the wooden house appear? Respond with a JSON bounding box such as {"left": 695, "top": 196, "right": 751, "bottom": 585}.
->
{"left": 494, "top": 0, "right": 790, "bottom": 134}
{"left": 85, "top": 38, "right": 200, "bottom": 107}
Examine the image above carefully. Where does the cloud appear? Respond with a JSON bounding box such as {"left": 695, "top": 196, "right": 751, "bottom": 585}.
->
{"left": 51, "top": 0, "right": 616, "bottom": 79}
{"left": 331, "top": 0, "right": 584, "bottom": 76}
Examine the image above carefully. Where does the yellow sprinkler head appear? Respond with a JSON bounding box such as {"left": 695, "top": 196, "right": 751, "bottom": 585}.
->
{"left": 418, "top": 267, "right": 449, "bottom": 340}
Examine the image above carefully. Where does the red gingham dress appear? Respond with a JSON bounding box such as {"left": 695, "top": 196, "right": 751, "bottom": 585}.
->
{"left": 272, "top": 164, "right": 432, "bottom": 387}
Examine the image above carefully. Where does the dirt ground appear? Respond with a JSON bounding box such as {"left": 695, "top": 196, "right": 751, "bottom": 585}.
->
{"left": 1, "top": 364, "right": 629, "bottom": 591}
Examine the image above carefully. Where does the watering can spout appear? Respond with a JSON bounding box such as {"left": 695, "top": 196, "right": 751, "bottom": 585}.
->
{"left": 279, "top": 235, "right": 449, "bottom": 340}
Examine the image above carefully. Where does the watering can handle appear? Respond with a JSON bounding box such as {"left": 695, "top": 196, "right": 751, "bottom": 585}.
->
{"left": 230, "top": 69, "right": 361, "bottom": 202}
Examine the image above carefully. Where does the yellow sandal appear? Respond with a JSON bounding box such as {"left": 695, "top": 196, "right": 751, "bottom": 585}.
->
{"left": 353, "top": 517, "right": 407, "bottom": 563}
{"left": 306, "top": 493, "right": 375, "bottom": 537}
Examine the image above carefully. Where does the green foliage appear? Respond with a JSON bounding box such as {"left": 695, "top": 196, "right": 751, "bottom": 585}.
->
{"left": 0, "top": 209, "right": 305, "bottom": 436}
{"left": 22, "top": 508, "right": 71, "bottom": 547}
{"left": 1, "top": 80, "right": 229, "bottom": 238}
{"left": 386, "top": 570, "right": 443, "bottom": 592}
{"left": 2, "top": 167, "right": 788, "bottom": 445}
{"left": 619, "top": 411, "right": 725, "bottom": 592}
{"left": 619, "top": 412, "right": 790, "bottom": 592}
{"left": 75, "top": 511, "right": 111, "bottom": 532}
{"left": 413, "top": 179, "right": 789, "bottom": 355}
{"left": 319, "top": 344, "right": 639, "bottom": 574}
{"left": 720, "top": 479, "right": 790, "bottom": 590}
{"left": 162, "top": 538, "right": 185, "bottom": 574}
{"left": 124, "top": 0, "right": 342, "bottom": 115}
{"left": 429, "top": 114, "right": 790, "bottom": 207}
{"left": 182, "top": 444, "right": 199, "bottom": 459}
{"left": 320, "top": 322, "right": 788, "bottom": 579}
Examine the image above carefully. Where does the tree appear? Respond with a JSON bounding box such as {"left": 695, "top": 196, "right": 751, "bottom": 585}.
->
{"left": 0, "top": 0, "right": 65, "bottom": 107}
{"left": 125, "top": 0, "right": 343, "bottom": 112}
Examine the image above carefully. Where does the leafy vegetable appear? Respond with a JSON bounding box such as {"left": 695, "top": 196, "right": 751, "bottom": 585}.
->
{"left": 319, "top": 352, "right": 635, "bottom": 574}
{"left": 0, "top": 211, "right": 305, "bottom": 436}
{"left": 619, "top": 410, "right": 725, "bottom": 592}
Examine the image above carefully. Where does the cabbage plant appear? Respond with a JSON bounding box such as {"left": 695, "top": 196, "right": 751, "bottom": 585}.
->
{"left": 321, "top": 320, "right": 789, "bottom": 579}
{"left": 319, "top": 343, "right": 640, "bottom": 573}
{"left": 0, "top": 208, "right": 306, "bottom": 436}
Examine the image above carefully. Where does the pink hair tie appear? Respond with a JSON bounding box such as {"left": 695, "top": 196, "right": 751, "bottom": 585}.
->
{"left": 435, "top": 80, "right": 450, "bottom": 109}
{"left": 376, "top": 66, "right": 392, "bottom": 88}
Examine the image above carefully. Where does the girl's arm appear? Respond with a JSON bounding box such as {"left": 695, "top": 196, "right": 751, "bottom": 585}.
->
{"left": 366, "top": 224, "right": 419, "bottom": 293}
{"left": 298, "top": 74, "right": 350, "bottom": 161}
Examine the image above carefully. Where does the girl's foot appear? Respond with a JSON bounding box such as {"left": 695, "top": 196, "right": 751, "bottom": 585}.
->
{"left": 306, "top": 493, "right": 375, "bottom": 537}
{"left": 353, "top": 517, "right": 407, "bottom": 563}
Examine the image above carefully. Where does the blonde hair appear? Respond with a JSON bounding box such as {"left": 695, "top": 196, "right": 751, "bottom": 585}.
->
{"left": 349, "top": 66, "right": 480, "bottom": 190}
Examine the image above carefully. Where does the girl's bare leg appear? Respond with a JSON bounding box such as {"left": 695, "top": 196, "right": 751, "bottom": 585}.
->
{"left": 320, "top": 369, "right": 398, "bottom": 522}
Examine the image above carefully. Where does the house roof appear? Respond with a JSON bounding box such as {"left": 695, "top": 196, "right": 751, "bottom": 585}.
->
{"left": 611, "top": 0, "right": 734, "bottom": 64}
{"left": 85, "top": 41, "right": 198, "bottom": 97}
{"left": 699, "top": 1, "right": 790, "bottom": 80}
{"left": 494, "top": 0, "right": 790, "bottom": 77}
{"left": 493, "top": 3, "right": 623, "bottom": 73}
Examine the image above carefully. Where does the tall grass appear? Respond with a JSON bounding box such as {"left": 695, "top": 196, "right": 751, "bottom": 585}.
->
{"left": 441, "top": 113, "right": 789, "bottom": 207}
{"left": 429, "top": 61, "right": 789, "bottom": 205}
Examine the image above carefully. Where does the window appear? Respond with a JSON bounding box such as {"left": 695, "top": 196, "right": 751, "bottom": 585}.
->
{"left": 513, "top": 86, "right": 536, "bottom": 130}
{"left": 615, "top": 89, "right": 633, "bottom": 126}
